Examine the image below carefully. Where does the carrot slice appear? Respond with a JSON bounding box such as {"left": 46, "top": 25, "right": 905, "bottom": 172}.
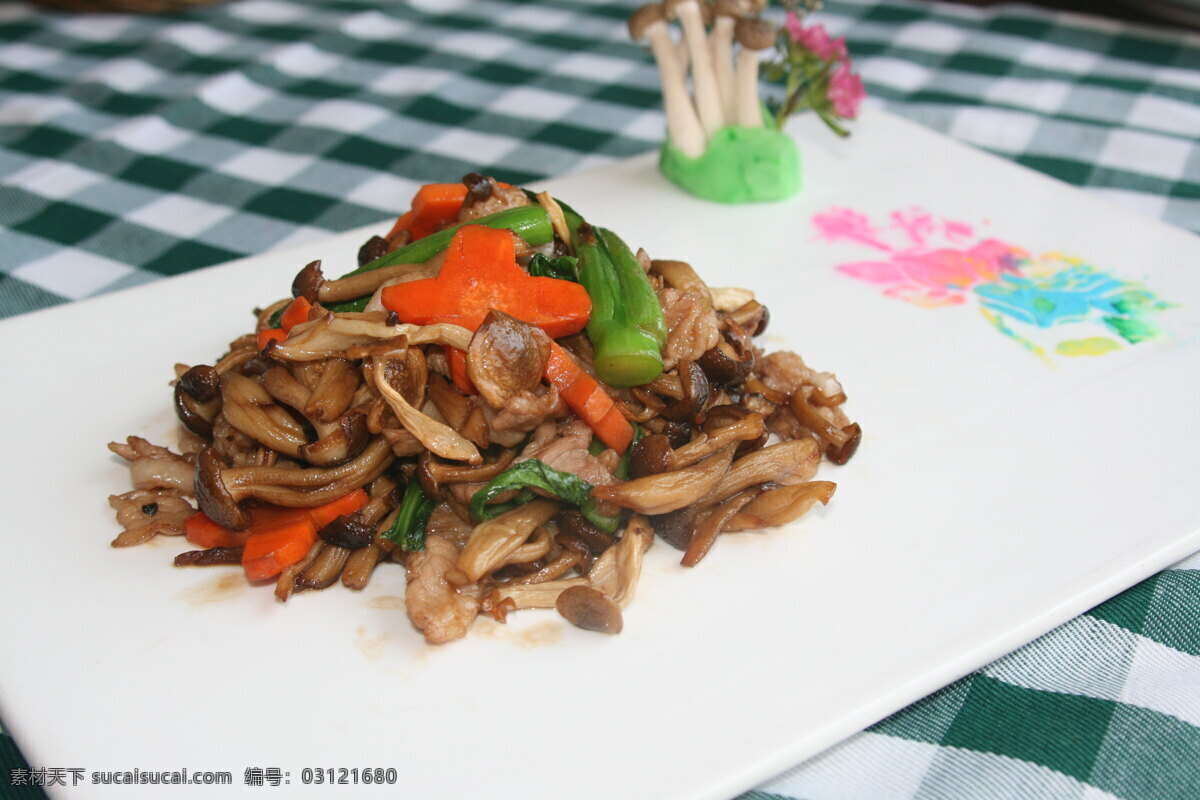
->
{"left": 242, "top": 518, "right": 318, "bottom": 582}
{"left": 280, "top": 296, "right": 312, "bottom": 331}
{"left": 543, "top": 342, "right": 633, "bottom": 452}
{"left": 307, "top": 488, "right": 369, "bottom": 529}
{"left": 187, "top": 490, "right": 369, "bottom": 580}
{"left": 246, "top": 490, "right": 369, "bottom": 532}
{"left": 248, "top": 505, "right": 308, "bottom": 531}
{"left": 257, "top": 328, "right": 286, "bottom": 350}
{"left": 184, "top": 513, "right": 250, "bottom": 549}
{"left": 446, "top": 347, "right": 475, "bottom": 395}
{"left": 411, "top": 183, "right": 468, "bottom": 235}
{"left": 382, "top": 225, "right": 590, "bottom": 337}
{"left": 386, "top": 183, "right": 469, "bottom": 242}
{"left": 386, "top": 181, "right": 520, "bottom": 244}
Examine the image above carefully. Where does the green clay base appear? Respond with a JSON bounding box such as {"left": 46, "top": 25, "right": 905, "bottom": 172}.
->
{"left": 659, "top": 126, "right": 801, "bottom": 204}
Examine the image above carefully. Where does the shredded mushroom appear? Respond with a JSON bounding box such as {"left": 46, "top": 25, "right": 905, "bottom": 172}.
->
{"left": 371, "top": 356, "right": 482, "bottom": 465}
{"left": 591, "top": 445, "right": 735, "bottom": 515}
{"left": 486, "top": 513, "right": 654, "bottom": 620}
{"left": 272, "top": 315, "right": 471, "bottom": 362}
{"left": 457, "top": 501, "right": 559, "bottom": 583}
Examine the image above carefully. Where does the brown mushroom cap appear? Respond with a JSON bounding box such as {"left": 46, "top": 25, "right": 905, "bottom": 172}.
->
{"left": 357, "top": 236, "right": 389, "bottom": 268}
{"left": 556, "top": 585, "right": 623, "bottom": 634}
{"left": 174, "top": 383, "right": 217, "bottom": 439}
{"left": 697, "top": 337, "right": 754, "bottom": 386}
{"left": 735, "top": 17, "right": 776, "bottom": 50}
{"left": 194, "top": 446, "right": 251, "bottom": 530}
{"left": 629, "top": 433, "right": 675, "bottom": 479}
{"left": 658, "top": 420, "right": 691, "bottom": 449}
{"left": 628, "top": 3, "right": 666, "bottom": 40}
{"left": 292, "top": 259, "right": 324, "bottom": 303}
{"left": 179, "top": 364, "right": 221, "bottom": 402}
{"left": 462, "top": 172, "right": 495, "bottom": 202}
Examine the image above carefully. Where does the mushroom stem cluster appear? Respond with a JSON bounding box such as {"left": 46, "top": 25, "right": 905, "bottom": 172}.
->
{"left": 629, "top": 0, "right": 772, "bottom": 157}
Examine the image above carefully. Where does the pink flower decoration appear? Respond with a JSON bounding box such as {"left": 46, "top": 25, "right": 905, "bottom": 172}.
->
{"left": 827, "top": 36, "right": 849, "bottom": 63}
{"left": 828, "top": 63, "right": 865, "bottom": 119}
{"left": 787, "top": 17, "right": 846, "bottom": 62}
{"left": 785, "top": 10, "right": 805, "bottom": 42}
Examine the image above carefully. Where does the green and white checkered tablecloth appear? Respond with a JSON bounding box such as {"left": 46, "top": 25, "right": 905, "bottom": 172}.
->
{"left": 1, "top": 0, "right": 1197, "bottom": 797}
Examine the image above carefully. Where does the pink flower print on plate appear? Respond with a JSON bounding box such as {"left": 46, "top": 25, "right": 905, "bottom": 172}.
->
{"left": 815, "top": 207, "right": 1175, "bottom": 360}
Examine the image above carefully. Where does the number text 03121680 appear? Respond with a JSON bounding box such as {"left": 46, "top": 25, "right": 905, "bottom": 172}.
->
{"left": 301, "top": 767, "right": 398, "bottom": 785}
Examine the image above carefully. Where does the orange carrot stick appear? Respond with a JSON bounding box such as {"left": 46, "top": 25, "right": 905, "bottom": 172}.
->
{"left": 543, "top": 342, "right": 633, "bottom": 452}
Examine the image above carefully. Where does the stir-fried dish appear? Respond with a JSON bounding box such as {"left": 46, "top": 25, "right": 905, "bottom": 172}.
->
{"left": 107, "top": 175, "right": 860, "bottom": 642}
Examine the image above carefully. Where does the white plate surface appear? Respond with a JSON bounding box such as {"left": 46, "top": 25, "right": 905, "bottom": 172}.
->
{"left": 1, "top": 109, "right": 1198, "bottom": 800}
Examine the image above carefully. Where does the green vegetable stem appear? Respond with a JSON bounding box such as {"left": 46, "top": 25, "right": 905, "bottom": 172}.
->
{"left": 570, "top": 220, "right": 667, "bottom": 387}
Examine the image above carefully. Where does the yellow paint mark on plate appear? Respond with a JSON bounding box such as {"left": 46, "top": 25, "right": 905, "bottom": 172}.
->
{"left": 1056, "top": 337, "right": 1121, "bottom": 357}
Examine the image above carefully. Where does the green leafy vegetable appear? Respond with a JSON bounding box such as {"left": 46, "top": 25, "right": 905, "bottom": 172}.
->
{"left": 382, "top": 480, "right": 435, "bottom": 552}
{"left": 468, "top": 459, "right": 618, "bottom": 532}
{"left": 527, "top": 253, "right": 579, "bottom": 282}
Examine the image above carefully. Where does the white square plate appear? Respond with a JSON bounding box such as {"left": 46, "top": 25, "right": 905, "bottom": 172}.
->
{"left": 1, "top": 109, "right": 1198, "bottom": 799}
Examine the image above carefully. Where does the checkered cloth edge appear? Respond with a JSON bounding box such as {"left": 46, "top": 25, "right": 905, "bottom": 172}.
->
{"left": 1, "top": 0, "right": 1198, "bottom": 798}
{"left": 749, "top": 550, "right": 1200, "bottom": 800}
{"left": 1, "top": 0, "right": 1196, "bottom": 320}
